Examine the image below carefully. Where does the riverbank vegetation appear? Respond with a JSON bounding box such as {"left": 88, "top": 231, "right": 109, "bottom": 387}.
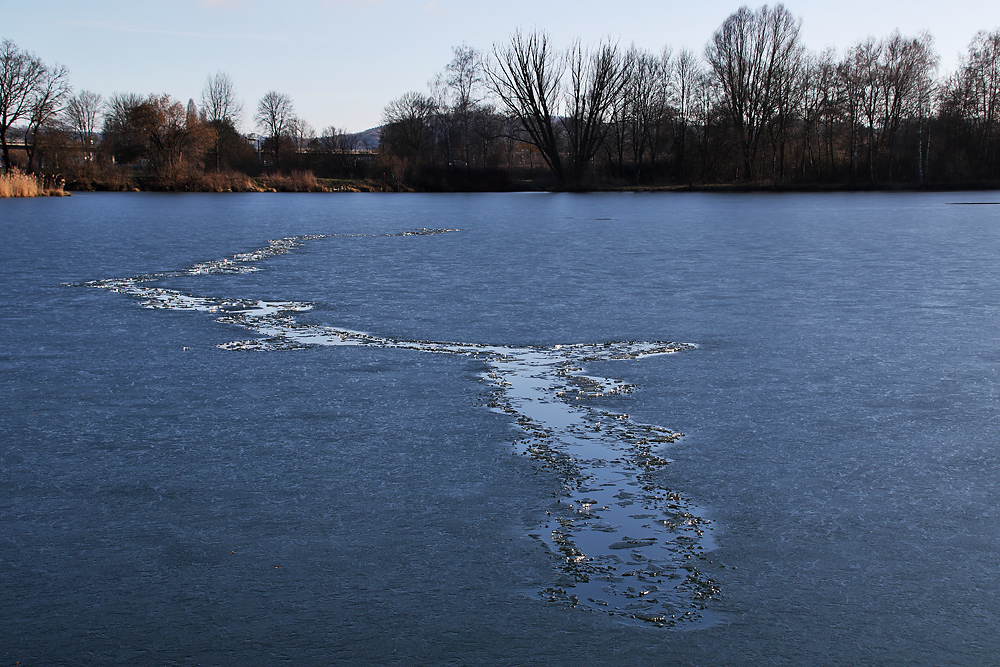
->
{"left": 0, "top": 168, "right": 64, "bottom": 197}
{"left": 3, "top": 6, "right": 1000, "bottom": 193}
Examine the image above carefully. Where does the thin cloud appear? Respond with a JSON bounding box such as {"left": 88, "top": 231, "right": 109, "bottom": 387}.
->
{"left": 202, "top": 0, "right": 254, "bottom": 8}
{"left": 323, "top": 0, "right": 385, "bottom": 6}
{"left": 63, "top": 19, "right": 281, "bottom": 43}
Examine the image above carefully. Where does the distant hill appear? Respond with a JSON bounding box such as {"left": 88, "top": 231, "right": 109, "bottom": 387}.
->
{"left": 349, "top": 127, "right": 381, "bottom": 150}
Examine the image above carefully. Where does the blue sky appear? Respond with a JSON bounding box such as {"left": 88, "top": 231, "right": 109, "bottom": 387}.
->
{"left": 3, "top": 0, "right": 999, "bottom": 133}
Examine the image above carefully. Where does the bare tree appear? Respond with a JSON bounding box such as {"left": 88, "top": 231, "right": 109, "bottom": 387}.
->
{"left": 429, "top": 46, "right": 476, "bottom": 165}
{"left": 910, "top": 38, "right": 938, "bottom": 186}
{"left": 796, "top": 48, "right": 841, "bottom": 180}
{"left": 255, "top": 90, "right": 294, "bottom": 170}
{"left": 945, "top": 30, "right": 1000, "bottom": 168}
{"left": 102, "top": 92, "right": 148, "bottom": 164}
{"left": 0, "top": 39, "right": 46, "bottom": 172}
{"left": 706, "top": 4, "right": 803, "bottom": 181}
{"left": 446, "top": 45, "right": 485, "bottom": 112}
{"left": 839, "top": 41, "right": 873, "bottom": 182}
{"left": 880, "top": 32, "right": 937, "bottom": 180}
{"left": 381, "top": 91, "right": 436, "bottom": 163}
{"left": 561, "top": 40, "right": 629, "bottom": 185}
{"left": 613, "top": 46, "right": 671, "bottom": 182}
{"left": 200, "top": 72, "right": 244, "bottom": 172}
{"left": 289, "top": 116, "right": 315, "bottom": 151}
{"left": 24, "top": 63, "right": 71, "bottom": 173}
{"left": 319, "top": 126, "right": 366, "bottom": 178}
{"left": 841, "top": 31, "right": 937, "bottom": 181}
{"left": 320, "top": 126, "right": 360, "bottom": 152}
{"left": 603, "top": 48, "right": 631, "bottom": 179}
{"left": 672, "top": 48, "right": 704, "bottom": 181}
{"left": 445, "top": 44, "right": 485, "bottom": 164}
{"left": 65, "top": 90, "right": 103, "bottom": 159}
{"left": 427, "top": 74, "right": 455, "bottom": 162}
{"left": 201, "top": 71, "right": 242, "bottom": 127}
{"left": 487, "top": 30, "right": 566, "bottom": 182}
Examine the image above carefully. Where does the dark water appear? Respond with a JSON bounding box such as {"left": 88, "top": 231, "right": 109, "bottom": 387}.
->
{"left": 2, "top": 191, "right": 1000, "bottom": 665}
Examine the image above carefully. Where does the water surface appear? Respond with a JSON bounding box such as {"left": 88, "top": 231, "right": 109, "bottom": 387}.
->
{"left": 3, "top": 191, "right": 1000, "bottom": 665}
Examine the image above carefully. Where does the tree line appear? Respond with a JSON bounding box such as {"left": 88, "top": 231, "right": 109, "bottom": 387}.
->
{"left": 383, "top": 6, "right": 1000, "bottom": 189}
{"left": 3, "top": 5, "right": 1000, "bottom": 191}
{"left": 0, "top": 43, "right": 373, "bottom": 191}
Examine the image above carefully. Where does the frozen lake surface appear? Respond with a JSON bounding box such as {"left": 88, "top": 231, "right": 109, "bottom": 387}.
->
{"left": 3, "top": 191, "right": 1000, "bottom": 665}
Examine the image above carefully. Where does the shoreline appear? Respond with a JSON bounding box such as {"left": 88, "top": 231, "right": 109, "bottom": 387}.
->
{"left": 58, "top": 179, "right": 1000, "bottom": 195}
{"left": 9, "top": 169, "right": 1000, "bottom": 197}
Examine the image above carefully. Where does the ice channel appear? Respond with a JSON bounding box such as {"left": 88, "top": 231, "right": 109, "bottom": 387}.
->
{"left": 69, "top": 231, "right": 720, "bottom": 627}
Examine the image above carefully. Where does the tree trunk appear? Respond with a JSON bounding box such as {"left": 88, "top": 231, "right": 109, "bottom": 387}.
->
{"left": 0, "top": 135, "right": 10, "bottom": 173}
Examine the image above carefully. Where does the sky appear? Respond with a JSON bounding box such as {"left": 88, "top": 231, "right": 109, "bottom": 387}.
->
{"left": 3, "top": 0, "right": 1000, "bottom": 134}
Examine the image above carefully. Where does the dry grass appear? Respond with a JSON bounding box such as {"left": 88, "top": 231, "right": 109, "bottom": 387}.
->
{"left": 0, "top": 169, "right": 40, "bottom": 197}
{"left": 257, "top": 170, "right": 327, "bottom": 192}
{"left": 320, "top": 178, "right": 410, "bottom": 192}
{"left": 199, "top": 171, "right": 261, "bottom": 192}
{"left": 0, "top": 169, "right": 66, "bottom": 197}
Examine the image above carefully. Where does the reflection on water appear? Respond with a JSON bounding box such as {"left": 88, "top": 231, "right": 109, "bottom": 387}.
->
{"left": 69, "top": 231, "right": 718, "bottom": 626}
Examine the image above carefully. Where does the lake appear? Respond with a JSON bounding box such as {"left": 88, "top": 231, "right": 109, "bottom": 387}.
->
{"left": 2, "top": 191, "right": 999, "bottom": 665}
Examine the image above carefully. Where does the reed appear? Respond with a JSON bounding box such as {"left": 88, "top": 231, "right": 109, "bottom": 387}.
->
{"left": 0, "top": 170, "right": 66, "bottom": 197}
{"left": 198, "top": 170, "right": 260, "bottom": 192}
{"left": 258, "top": 170, "right": 327, "bottom": 192}
{"left": 0, "top": 169, "right": 40, "bottom": 197}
